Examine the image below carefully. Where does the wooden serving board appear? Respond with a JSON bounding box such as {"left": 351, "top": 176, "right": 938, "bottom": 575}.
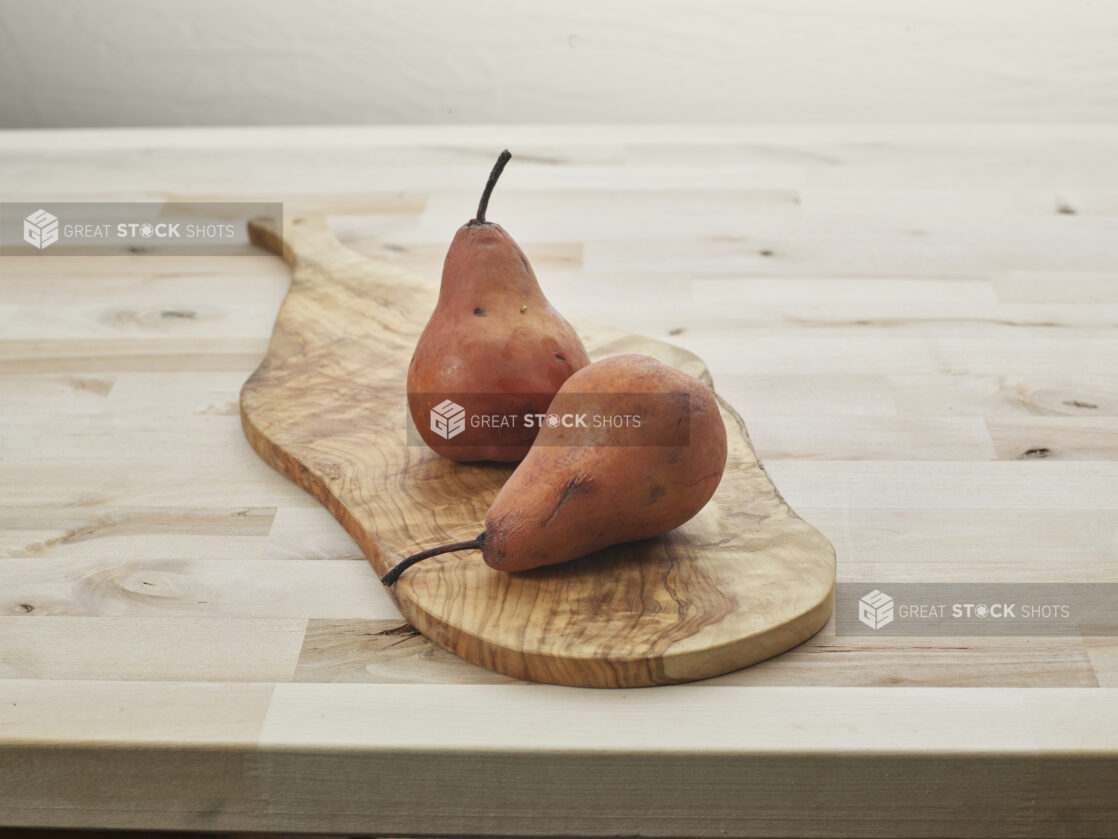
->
{"left": 240, "top": 214, "right": 835, "bottom": 688}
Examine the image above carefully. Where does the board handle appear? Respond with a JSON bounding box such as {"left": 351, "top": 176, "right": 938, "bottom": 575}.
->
{"left": 247, "top": 212, "right": 432, "bottom": 295}
{"left": 247, "top": 215, "right": 284, "bottom": 257}
{"left": 248, "top": 214, "right": 340, "bottom": 269}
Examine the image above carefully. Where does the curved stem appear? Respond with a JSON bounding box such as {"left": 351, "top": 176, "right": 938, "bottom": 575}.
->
{"left": 381, "top": 533, "right": 486, "bottom": 586}
{"left": 474, "top": 150, "right": 512, "bottom": 224}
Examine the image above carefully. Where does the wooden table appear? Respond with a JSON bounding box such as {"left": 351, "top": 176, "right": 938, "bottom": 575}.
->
{"left": 1, "top": 125, "right": 1116, "bottom": 837}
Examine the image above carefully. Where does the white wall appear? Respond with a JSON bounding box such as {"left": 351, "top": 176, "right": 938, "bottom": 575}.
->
{"left": 1, "top": 0, "right": 1116, "bottom": 128}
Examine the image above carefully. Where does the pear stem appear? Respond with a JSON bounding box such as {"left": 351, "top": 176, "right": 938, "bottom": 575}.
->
{"left": 474, "top": 150, "right": 512, "bottom": 224}
{"left": 381, "top": 533, "right": 486, "bottom": 586}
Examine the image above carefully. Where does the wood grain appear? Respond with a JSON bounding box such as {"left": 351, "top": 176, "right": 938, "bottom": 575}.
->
{"left": 2, "top": 125, "right": 1117, "bottom": 836}
{"left": 239, "top": 213, "right": 835, "bottom": 688}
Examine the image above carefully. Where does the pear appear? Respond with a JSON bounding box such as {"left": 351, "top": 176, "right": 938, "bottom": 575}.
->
{"left": 408, "top": 150, "right": 590, "bottom": 462}
{"left": 384, "top": 354, "right": 728, "bottom": 584}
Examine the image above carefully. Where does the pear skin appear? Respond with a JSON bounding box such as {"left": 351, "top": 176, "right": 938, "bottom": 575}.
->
{"left": 382, "top": 353, "right": 727, "bottom": 586}
{"left": 481, "top": 354, "right": 728, "bottom": 572}
{"left": 407, "top": 151, "right": 589, "bottom": 461}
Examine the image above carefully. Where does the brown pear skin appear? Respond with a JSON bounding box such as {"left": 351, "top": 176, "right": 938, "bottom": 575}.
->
{"left": 407, "top": 150, "right": 590, "bottom": 462}
{"left": 382, "top": 354, "right": 728, "bottom": 585}
{"left": 482, "top": 354, "right": 728, "bottom": 571}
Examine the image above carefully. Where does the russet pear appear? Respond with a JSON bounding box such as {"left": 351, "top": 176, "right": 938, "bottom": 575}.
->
{"left": 407, "top": 150, "right": 589, "bottom": 462}
{"left": 384, "top": 354, "right": 728, "bottom": 584}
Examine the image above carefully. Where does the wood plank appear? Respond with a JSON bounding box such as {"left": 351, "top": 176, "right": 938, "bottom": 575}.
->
{"left": 104, "top": 371, "right": 252, "bottom": 417}
{"left": 263, "top": 507, "right": 363, "bottom": 562}
{"left": 2, "top": 682, "right": 1115, "bottom": 836}
{"left": 706, "top": 634, "right": 1099, "bottom": 688}
{"left": 801, "top": 509, "right": 1118, "bottom": 583}
{"left": 414, "top": 189, "right": 802, "bottom": 241}
{"left": 993, "top": 270, "right": 1118, "bottom": 303}
{"left": 0, "top": 506, "right": 274, "bottom": 561}
{"left": 669, "top": 333, "right": 1118, "bottom": 378}
{"left": 0, "top": 464, "right": 316, "bottom": 507}
{"left": 0, "top": 338, "right": 269, "bottom": 365}
{"left": 745, "top": 416, "right": 997, "bottom": 461}
{"left": 292, "top": 618, "right": 1098, "bottom": 689}
{"left": 0, "top": 559, "right": 399, "bottom": 619}
{"left": 0, "top": 348, "right": 266, "bottom": 374}
{"left": 986, "top": 416, "right": 1118, "bottom": 460}
{"left": 582, "top": 218, "right": 1118, "bottom": 277}
{"left": 0, "top": 373, "right": 117, "bottom": 413}
{"left": 718, "top": 374, "right": 898, "bottom": 417}
{"left": 798, "top": 186, "right": 1079, "bottom": 219}
{"left": 333, "top": 232, "right": 583, "bottom": 275}
{"left": 258, "top": 683, "right": 1048, "bottom": 753}
{"left": 251, "top": 684, "right": 1118, "bottom": 837}
{"left": 762, "top": 460, "right": 1118, "bottom": 510}
{"left": 0, "top": 617, "right": 305, "bottom": 682}
{"left": 1, "top": 683, "right": 1114, "bottom": 835}
{"left": 0, "top": 416, "right": 275, "bottom": 467}
{"left": 888, "top": 372, "right": 1118, "bottom": 417}
{"left": 0, "top": 256, "right": 288, "bottom": 304}
{"left": 293, "top": 619, "right": 514, "bottom": 685}
{"left": 1085, "top": 638, "right": 1118, "bottom": 687}
{"left": 691, "top": 275, "right": 1000, "bottom": 305}
{"left": 0, "top": 679, "right": 273, "bottom": 744}
{"left": 0, "top": 681, "right": 273, "bottom": 831}
{"left": 0, "top": 303, "right": 282, "bottom": 342}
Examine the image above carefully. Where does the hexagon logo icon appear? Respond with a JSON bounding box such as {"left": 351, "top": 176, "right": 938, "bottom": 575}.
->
{"left": 858, "top": 589, "right": 894, "bottom": 630}
{"left": 430, "top": 399, "right": 466, "bottom": 440}
{"left": 24, "top": 209, "right": 59, "bottom": 250}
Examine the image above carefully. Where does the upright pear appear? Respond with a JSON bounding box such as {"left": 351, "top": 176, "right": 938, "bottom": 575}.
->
{"left": 408, "top": 150, "right": 590, "bottom": 462}
{"left": 383, "top": 354, "right": 728, "bottom": 584}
